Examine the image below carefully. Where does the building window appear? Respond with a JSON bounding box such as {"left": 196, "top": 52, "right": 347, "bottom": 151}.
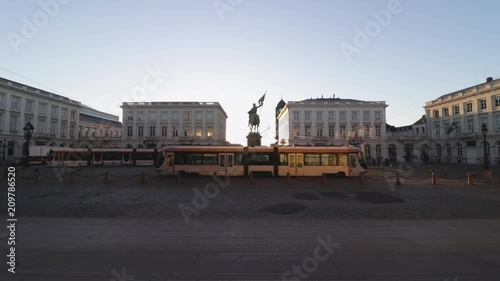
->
{"left": 126, "top": 112, "right": 134, "bottom": 120}
{"left": 467, "top": 119, "right": 474, "bottom": 133}
{"left": 375, "top": 125, "right": 381, "bottom": 137}
{"left": 453, "top": 105, "right": 460, "bottom": 115}
{"left": 316, "top": 111, "right": 322, "bottom": 121}
{"left": 445, "top": 144, "right": 451, "bottom": 156}
{"left": 363, "top": 125, "right": 369, "bottom": 137}
{"left": 138, "top": 126, "right": 144, "bottom": 137}
{"left": 160, "top": 111, "right": 168, "bottom": 121}
{"left": 328, "top": 111, "right": 335, "bottom": 121}
{"left": 137, "top": 112, "right": 145, "bottom": 121}
{"left": 351, "top": 111, "right": 358, "bottom": 121}
{"left": 465, "top": 102, "right": 472, "bottom": 113}
{"left": 50, "top": 122, "right": 57, "bottom": 136}
{"left": 183, "top": 112, "right": 191, "bottom": 121}
{"left": 293, "top": 111, "right": 300, "bottom": 121}
{"left": 456, "top": 143, "right": 463, "bottom": 157}
{"left": 363, "top": 111, "right": 370, "bottom": 121}
{"left": 10, "top": 115, "right": 18, "bottom": 131}
{"left": 61, "top": 108, "right": 68, "bottom": 119}
{"left": 207, "top": 126, "right": 213, "bottom": 137}
{"left": 436, "top": 144, "right": 442, "bottom": 156}
{"left": 91, "top": 128, "right": 96, "bottom": 137}
{"left": 480, "top": 116, "right": 488, "bottom": 128}
{"left": 84, "top": 127, "right": 89, "bottom": 137}
{"left": 195, "top": 111, "right": 203, "bottom": 121}
{"left": 416, "top": 128, "right": 419, "bottom": 134}
{"left": 376, "top": 144, "right": 382, "bottom": 158}
{"left": 435, "top": 125, "right": 440, "bottom": 136}
{"left": 173, "top": 126, "right": 178, "bottom": 137}
{"left": 127, "top": 126, "right": 133, "bottom": 137}
{"left": 305, "top": 124, "right": 311, "bottom": 137}
{"left": 305, "top": 111, "right": 311, "bottom": 121}
{"left": 444, "top": 122, "right": 450, "bottom": 134}
{"left": 184, "top": 127, "right": 191, "bottom": 137}
{"left": 495, "top": 96, "right": 500, "bottom": 108}
{"left": 161, "top": 126, "right": 168, "bottom": 137}
{"left": 375, "top": 111, "right": 381, "bottom": 121}
{"left": 340, "top": 125, "right": 346, "bottom": 137}
{"left": 0, "top": 93, "right": 5, "bottom": 106}
{"left": 149, "top": 126, "right": 156, "bottom": 137}
{"left": 433, "top": 110, "right": 440, "bottom": 118}
{"left": 70, "top": 110, "right": 76, "bottom": 120}
{"left": 328, "top": 125, "right": 335, "bottom": 137}
{"left": 316, "top": 127, "right": 323, "bottom": 137}
{"left": 479, "top": 99, "right": 487, "bottom": 110}
{"left": 339, "top": 112, "right": 346, "bottom": 121}
{"left": 150, "top": 112, "right": 157, "bottom": 121}
{"left": 70, "top": 125, "right": 75, "bottom": 138}
{"left": 294, "top": 124, "right": 299, "bottom": 137}
{"left": 495, "top": 115, "right": 500, "bottom": 131}
{"left": 196, "top": 127, "right": 202, "bottom": 137}
{"left": 25, "top": 99, "right": 34, "bottom": 112}
{"left": 11, "top": 96, "right": 20, "bottom": 109}
{"left": 51, "top": 106, "right": 59, "bottom": 117}
{"left": 39, "top": 102, "right": 47, "bottom": 114}
{"left": 206, "top": 111, "right": 214, "bottom": 121}
{"left": 443, "top": 108, "right": 449, "bottom": 117}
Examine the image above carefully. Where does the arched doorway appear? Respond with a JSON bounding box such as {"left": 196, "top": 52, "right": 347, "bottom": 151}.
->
{"left": 404, "top": 143, "right": 413, "bottom": 163}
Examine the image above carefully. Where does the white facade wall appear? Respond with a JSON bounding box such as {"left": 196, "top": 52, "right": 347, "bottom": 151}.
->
{"left": 0, "top": 78, "right": 81, "bottom": 158}
{"left": 121, "top": 102, "right": 228, "bottom": 148}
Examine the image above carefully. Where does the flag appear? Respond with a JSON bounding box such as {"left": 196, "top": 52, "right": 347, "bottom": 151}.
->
{"left": 446, "top": 122, "right": 457, "bottom": 134}
{"left": 258, "top": 91, "right": 266, "bottom": 105}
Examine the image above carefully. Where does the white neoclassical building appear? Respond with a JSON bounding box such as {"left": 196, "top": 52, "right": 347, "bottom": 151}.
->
{"left": 0, "top": 77, "right": 81, "bottom": 159}
{"left": 276, "top": 97, "right": 389, "bottom": 163}
{"left": 423, "top": 77, "right": 500, "bottom": 165}
{"left": 121, "top": 102, "right": 228, "bottom": 148}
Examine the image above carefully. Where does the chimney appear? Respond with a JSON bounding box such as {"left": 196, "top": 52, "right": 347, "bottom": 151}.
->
{"left": 486, "top": 77, "right": 493, "bottom": 83}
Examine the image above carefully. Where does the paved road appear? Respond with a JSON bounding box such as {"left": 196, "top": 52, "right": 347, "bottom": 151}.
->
{"left": 1, "top": 217, "right": 500, "bottom": 281}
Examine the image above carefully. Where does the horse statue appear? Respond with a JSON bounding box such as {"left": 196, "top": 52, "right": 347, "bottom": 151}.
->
{"left": 248, "top": 103, "right": 262, "bottom": 132}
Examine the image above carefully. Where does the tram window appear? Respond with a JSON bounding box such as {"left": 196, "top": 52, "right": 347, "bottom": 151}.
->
{"left": 339, "top": 154, "right": 348, "bottom": 166}
{"left": 174, "top": 153, "right": 187, "bottom": 165}
{"left": 304, "top": 154, "right": 320, "bottom": 166}
{"left": 219, "top": 155, "right": 225, "bottom": 167}
{"left": 228, "top": 154, "right": 233, "bottom": 167}
{"left": 323, "top": 154, "right": 337, "bottom": 166}
{"left": 166, "top": 154, "right": 173, "bottom": 166}
{"left": 94, "top": 153, "right": 102, "bottom": 162}
{"left": 187, "top": 153, "right": 202, "bottom": 165}
{"left": 248, "top": 153, "right": 273, "bottom": 165}
{"left": 279, "top": 153, "right": 288, "bottom": 165}
{"left": 123, "top": 153, "right": 131, "bottom": 162}
{"left": 202, "top": 153, "right": 218, "bottom": 165}
{"left": 350, "top": 155, "right": 357, "bottom": 167}
{"left": 234, "top": 153, "right": 243, "bottom": 165}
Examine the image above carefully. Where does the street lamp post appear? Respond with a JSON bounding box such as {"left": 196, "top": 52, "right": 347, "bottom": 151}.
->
{"left": 481, "top": 123, "right": 490, "bottom": 171}
{"left": 23, "top": 122, "right": 34, "bottom": 168}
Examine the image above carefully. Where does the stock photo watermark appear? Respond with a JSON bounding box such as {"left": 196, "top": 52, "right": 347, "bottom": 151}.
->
{"left": 178, "top": 174, "right": 230, "bottom": 224}
{"left": 339, "top": 0, "right": 412, "bottom": 63}
{"left": 8, "top": 0, "right": 72, "bottom": 53}
{"left": 282, "top": 234, "right": 340, "bottom": 281}
{"left": 213, "top": 0, "right": 244, "bottom": 21}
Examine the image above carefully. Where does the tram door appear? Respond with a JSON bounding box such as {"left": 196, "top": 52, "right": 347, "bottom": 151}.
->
{"left": 218, "top": 153, "right": 234, "bottom": 175}
{"left": 288, "top": 153, "right": 304, "bottom": 176}
{"left": 349, "top": 153, "right": 359, "bottom": 176}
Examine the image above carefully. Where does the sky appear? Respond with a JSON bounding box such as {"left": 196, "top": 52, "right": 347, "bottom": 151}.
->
{"left": 1, "top": 0, "right": 499, "bottom": 145}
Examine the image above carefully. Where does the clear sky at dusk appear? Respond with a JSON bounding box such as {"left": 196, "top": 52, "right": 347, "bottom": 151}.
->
{"left": 1, "top": 0, "right": 499, "bottom": 145}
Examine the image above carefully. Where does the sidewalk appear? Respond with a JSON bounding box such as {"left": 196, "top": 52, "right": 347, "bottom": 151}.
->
{"left": 2, "top": 217, "right": 500, "bottom": 280}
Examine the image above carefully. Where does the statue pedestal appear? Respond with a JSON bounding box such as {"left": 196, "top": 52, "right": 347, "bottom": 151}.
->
{"left": 247, "top": 132, "right": 262, "bottom": 147}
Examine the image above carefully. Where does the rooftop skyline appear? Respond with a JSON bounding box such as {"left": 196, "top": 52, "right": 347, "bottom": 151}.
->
{"left": 1, "top": 0, "right": 499, "bottom": 145}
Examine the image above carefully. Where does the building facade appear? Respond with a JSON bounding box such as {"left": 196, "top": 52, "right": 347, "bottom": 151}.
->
{"left": 276, "top": 97, "right": 389, "bottom": 163}
{"left": 423, "top": 77, "right": 500, "bottom": 165}
{"left": 0, "top": 77, "right": 81, "bottom": 159}
{"left": 121, "top": 102, "right": 228, "bottom": 148}
{"left": 78, "top": 105, "right": 122, "bottom": 148}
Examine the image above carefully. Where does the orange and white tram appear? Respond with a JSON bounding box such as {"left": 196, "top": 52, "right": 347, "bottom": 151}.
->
{"left": 155, "top": 145, "right": 367, "bottom": 177}
{"left": 48, "top": 148, "right": 157, "bottom": 167}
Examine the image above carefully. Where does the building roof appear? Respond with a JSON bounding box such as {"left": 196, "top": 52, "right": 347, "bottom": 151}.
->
{"left": 81, "top": 104, "right": 120, "bottom": 122}
{"left": 425, "top": 77, "right": 500, "bottom": 107}
{"left": 294, "top": 97, "right": 386, "bottom": 105}
{"left": 79, "top": 113, "right": 122, "bottom": 127}
{"left": 412, "top": 115, "right": 426, "bottom": 126}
